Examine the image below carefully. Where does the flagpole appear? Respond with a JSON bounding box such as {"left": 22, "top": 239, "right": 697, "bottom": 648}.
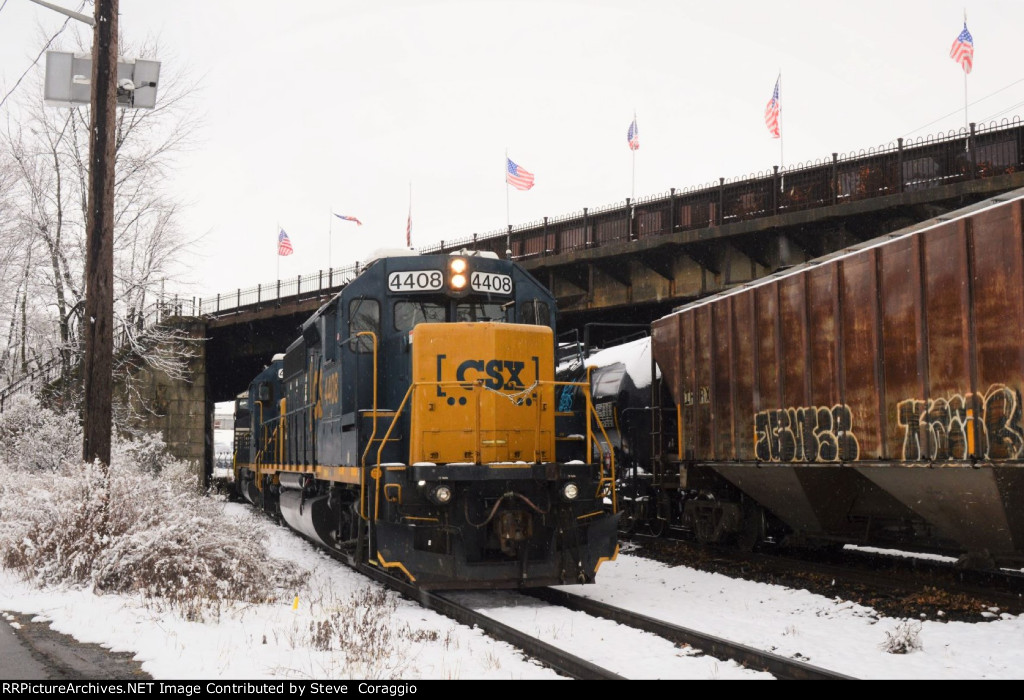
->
{"left": 963, "top": 10, "right": 969, "bottom": 132}
{"left": 328, "top": 209, "right": 333, "bottom": 271}
{"left": 407, "top": 181, "right": 412, "bottom": 248}
{"left": 276, "top": 222, "right": 280, "bottom": 281}
{"left": 631, "top": 110, "right": 637, "bottom": 205}
{"left": 778, "top": 70, "right": 784, "bottom": 170}
{"left": 505, "top": 149, "right": 511, "bottom": 257}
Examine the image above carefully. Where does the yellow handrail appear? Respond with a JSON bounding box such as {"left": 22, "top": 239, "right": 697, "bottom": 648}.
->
{"left": 370, "top": 383, "right": 415, "bottom": 522}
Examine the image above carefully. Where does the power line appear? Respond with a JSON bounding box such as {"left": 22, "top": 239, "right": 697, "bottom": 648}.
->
{"left": 903, "top": 77, "right": 1024, "bottom": 138}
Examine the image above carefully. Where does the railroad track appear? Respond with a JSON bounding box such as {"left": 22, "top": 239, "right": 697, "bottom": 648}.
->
{"left": 304, "top": 533, "right": 849, "bottom": 679}
{"left": 525, "top": 587, "right": 854, "bottom": 680}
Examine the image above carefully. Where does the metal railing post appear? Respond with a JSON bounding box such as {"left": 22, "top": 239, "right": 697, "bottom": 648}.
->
{"left": 627, "top": 197, "right": 635, "bottom": 240}
{"left": 968, "top": 122, "right": 977, "bottom": 179}
{"left": 898, "top": 138, "right": 905, "bottom": 193}
{"left": 718, "top": 177, "right": 725, "bottom": 225}
{"left": 772, "top": 167, "right": 779, "bottom": 214}
{"left": 669, "top": 188, "right": 676, "bottom": 232}
{"left": 831, "top": 152, "right": 838, "bottom": 204}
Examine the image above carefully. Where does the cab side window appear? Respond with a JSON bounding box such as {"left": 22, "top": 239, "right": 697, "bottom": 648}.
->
{"left": 323, "top": 306, "right": 338, "bottom": 362}
{"left": 349, "top": 299, "right": 379, "bottom": 353}
{"left": 521, "top": 299, "right": 551, "bottom": 327}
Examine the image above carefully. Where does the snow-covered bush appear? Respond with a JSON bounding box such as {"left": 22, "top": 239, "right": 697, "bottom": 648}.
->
{"left": 0, "top": 429, "right": 302, "bottom": 622}
{"left": 0, "top": 394, "right": 81, "bottom": 471}
{"left": 112, "top": 430, "right": 172, "bottom": 474}
{"left": 881, "top": 620, "right": 923, "bottom": 654}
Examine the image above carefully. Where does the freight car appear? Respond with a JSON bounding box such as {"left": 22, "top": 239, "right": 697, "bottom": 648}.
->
{"left": 592, "top": 189, "right": 1024, "bottom": 568}
{"left": 232, "top": 249, "right": 619, "bottom": 589}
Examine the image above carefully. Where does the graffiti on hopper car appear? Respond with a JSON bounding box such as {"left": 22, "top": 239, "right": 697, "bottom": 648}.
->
{"left": 896, "top": 383, "right": 1024, "bottom": 460}
{"left": 754, "top": 404, "right": 860, "bottom": 462}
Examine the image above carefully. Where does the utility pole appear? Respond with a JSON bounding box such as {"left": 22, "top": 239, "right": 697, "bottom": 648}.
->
{"left": 82, "top": 0, "right": 118, "bottom": 465}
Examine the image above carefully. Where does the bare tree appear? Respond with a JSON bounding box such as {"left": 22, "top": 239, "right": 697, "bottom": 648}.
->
{"left": 0, "top": 30, "right": 204, "bottom": 421}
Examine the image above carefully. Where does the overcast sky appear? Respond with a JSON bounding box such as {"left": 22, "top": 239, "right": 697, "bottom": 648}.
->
{"left": 3, "top": 1, "right": 1024, "bottom": 300}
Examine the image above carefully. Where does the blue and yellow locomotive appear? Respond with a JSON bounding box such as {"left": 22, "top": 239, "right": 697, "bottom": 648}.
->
{"left": 234, "top": 250, "right": 619, "bottom": 589}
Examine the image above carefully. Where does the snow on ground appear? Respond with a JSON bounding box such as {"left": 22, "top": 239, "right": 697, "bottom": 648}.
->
{"left": 2, "top": 502, "right": 1022, "bottom": 680}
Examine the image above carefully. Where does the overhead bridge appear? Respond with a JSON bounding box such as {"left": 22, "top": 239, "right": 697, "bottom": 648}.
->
{"left": 194, "top": 119, "right": 1024, "bottom": 403}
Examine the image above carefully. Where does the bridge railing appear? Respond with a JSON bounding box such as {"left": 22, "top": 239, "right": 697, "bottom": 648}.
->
{"left": 160, "top": 262, "right": 361, "bottom": 318}
{"left": 186, "top": 119, "right": 1022, "bottom": 315}
{"left": 410, "top": 118, "right": 1022, "bottom": 262}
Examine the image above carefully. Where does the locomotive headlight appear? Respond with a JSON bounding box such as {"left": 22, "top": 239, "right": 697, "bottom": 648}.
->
{"left": 561, "top": 481, "right": 580, "bottom": 501}
{"left": 449, "top": 257, "right": 469, "bottom": 291}
{"left": 430, "top": 484, "right": 453, "bottom": 506}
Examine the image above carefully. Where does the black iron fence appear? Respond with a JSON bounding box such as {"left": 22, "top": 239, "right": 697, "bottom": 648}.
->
{"left": 186, "top": 119, "right": 1021, "bottom": 318}
{"left": 413, "top": 118, "right": 1021, "bottom": 260}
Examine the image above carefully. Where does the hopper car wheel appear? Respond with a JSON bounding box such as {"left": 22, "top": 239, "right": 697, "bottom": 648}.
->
{"left": 618, "top": 504, "right": 637, "bottom": 535}
{"left": 646, "top": 516, "right": 667, "bottom": 538}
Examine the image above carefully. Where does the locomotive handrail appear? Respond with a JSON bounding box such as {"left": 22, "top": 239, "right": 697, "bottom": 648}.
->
{"left": 278, "top": 398, "right": 286, "bottom": 465}
{"left": 353, "top": 330, "right": 380, "bottom": 472}
{"left": 583, "top": 366, "right": 618, "bottom": 511}
{"left": 345, "top": 330, "right": 380, "bottom": 533}
{"left": 371, "top": 383, "right": 414, "bottom": 524}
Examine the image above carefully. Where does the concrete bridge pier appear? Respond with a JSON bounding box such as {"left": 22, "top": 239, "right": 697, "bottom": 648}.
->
{"left": 119, "top": 318, "right": 213, "bottom": 487}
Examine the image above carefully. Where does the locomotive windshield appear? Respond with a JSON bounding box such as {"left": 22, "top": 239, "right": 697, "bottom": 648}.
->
{"left": 393, "top": 299, "right": 506, "bottom": 330}
{"left": 394, "top": 301, "right": 446, "bottom": 330}
{"left": 455, "top": 302, "right": 504, "bottom": 323}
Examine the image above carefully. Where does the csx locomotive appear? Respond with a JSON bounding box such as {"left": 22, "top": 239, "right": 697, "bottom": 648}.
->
{"left": 233, "top": 249, "right": 619, "bottom": 589}
{"left": 578, "top": 189, "right": 1024, "bottom": 569}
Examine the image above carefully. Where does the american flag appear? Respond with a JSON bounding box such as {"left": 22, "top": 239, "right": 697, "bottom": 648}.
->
{"left": 950, "top": 22, "right": 974, "bottom": 74}
{"left": 278, "top": 229, "right": 293, "bottom": 256}
{"left": 764, "top": 76, "right": 781, "bottom": 139}
{"left": 333, "top": 213, "right": 362, "bottom": 225}
{"left": 627, "top": 118, "right": 639, "bottom": 151}
{"left": 506, "top": 157, "right": 535, "bottom": 190}
{"left": 406, "top": 208, "right": 411, "bottom": 247}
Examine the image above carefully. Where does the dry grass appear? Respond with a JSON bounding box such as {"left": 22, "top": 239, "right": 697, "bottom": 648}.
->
{"left": 0, "top": 403, "right": 302, "bottom": 622}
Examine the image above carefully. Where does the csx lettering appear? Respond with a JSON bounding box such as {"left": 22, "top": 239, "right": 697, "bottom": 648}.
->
{"left": 456, "top": 359, "right": 525, "bottom": 390}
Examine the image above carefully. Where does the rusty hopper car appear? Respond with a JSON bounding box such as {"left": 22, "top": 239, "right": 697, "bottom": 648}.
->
{"left": 650, "top": 188, "right": 1024, "bottom": 567}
